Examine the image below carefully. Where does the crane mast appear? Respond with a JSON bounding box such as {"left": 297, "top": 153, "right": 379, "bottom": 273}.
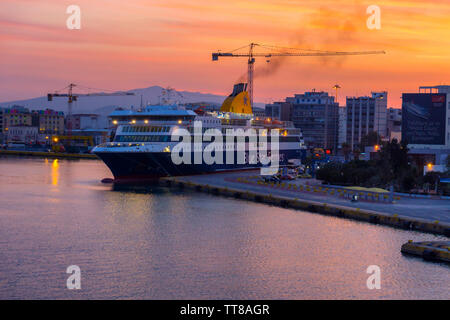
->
{"left": 247, "top": 43, "right": 256, "bottom": 109}
{"left": 212, "top": 43, "right": 385, "bottom": 109}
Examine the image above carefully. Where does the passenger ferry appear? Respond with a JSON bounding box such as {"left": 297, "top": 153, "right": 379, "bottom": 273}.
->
{"left": 93, "top": 84, "right": 306, "bottom": 182}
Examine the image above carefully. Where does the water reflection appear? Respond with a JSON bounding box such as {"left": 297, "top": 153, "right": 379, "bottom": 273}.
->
{"left": 51, "top": 159, "right": 59, "bottom": 186}
{"left": 0, "top": 157, "right": 448, "bottom": 299}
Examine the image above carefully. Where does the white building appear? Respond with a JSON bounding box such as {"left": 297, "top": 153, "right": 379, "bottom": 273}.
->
{"left": 6, "top": 126, "right": 38, "bottom": 144}
{"left": 338, "top": 106, "right": 347, "bottom": 149}
{"left": 67, "top": 114, "right": 100, "bottom": 130}
{"left": 346, "top": 92, "right": 388, "bottom": 150}
{"left": 387, "top": 108, "right": 402, "bottom": 141}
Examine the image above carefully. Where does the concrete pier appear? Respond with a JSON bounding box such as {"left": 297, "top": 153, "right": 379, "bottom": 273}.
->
{"left": 161, "top": 170, "right": 450, "bottom": 236}
{"left": 401, "top": 241, "right": 450, "bottom": 263}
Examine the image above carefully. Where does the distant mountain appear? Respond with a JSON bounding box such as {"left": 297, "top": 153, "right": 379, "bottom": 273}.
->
{"left": 0, "top": 85, "right": 265, "bottom": 118}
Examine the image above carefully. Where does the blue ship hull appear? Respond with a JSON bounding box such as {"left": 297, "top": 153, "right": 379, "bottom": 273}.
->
{"left": 95, "top": 149, "right": 304, "bottom": 183}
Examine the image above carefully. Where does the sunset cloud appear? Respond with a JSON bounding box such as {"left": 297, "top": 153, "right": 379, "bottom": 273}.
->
{"left": 0, "top": 0, "right": 448, "bottom": 106}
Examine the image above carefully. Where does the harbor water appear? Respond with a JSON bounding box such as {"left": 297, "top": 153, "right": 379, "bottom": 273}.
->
{"left": 0, "top": 157, "right": 448, "bottom": 299}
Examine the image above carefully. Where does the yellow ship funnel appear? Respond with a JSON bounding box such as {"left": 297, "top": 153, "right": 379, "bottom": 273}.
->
{"left": 220, "top": 83, "right": 252, "bottom": 114}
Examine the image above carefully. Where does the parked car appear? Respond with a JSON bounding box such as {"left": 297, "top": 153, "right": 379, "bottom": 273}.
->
{"left": 261, "top": 175, "right": 281, "bottom": 183}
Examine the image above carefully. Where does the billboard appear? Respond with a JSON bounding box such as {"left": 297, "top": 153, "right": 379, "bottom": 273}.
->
{"left": 402, "top": 93, "right": 446, "bottom": 145}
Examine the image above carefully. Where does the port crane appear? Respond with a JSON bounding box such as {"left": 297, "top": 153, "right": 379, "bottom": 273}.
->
{"left": 212, "top": 43, "right": 385, "bottom": 108}
{"left": 47, "top": 83, "right": 134, "bottom": 137}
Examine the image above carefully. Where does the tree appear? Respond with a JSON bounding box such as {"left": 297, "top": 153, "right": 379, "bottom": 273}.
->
{"left": 353, "top": 147, "right": 361, "bottom": 160}
{"left": 379, "top": 138, "right": 409, "bottom": 177}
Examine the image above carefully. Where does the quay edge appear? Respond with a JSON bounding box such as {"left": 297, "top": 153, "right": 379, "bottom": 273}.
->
{"left": 160, "top": 177, "right": 450, "bottom": 237}
{"left": 401, "top": 241, "right": 450, "bottom": 263}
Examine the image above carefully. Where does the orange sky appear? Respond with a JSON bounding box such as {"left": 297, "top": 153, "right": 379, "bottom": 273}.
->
{"left": 0, "top": 0, "right": 449, "bottom": 107}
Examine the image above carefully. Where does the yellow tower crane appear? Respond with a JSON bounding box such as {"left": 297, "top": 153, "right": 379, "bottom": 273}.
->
{"left": 47, "top": 83, "right": 134, "bottom": 149}
{"left": 48, "top": 83, "right": 134, "bottom": 138}
{"left": 212, "top": 43, "right": 385, "bottom": 109}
